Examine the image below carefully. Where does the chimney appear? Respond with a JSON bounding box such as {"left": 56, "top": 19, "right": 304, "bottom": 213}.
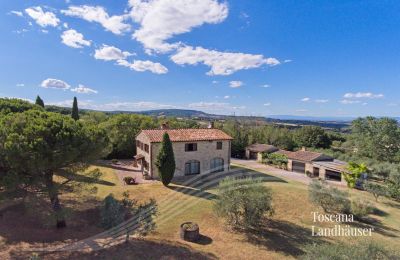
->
{"left": 160, "top": 122, "right": 169, "bottom": 130}
{"left": 301, "top": 147, "right": 306, "bottom": 151}
{"left": 207, "top": 121, "right": 215, "bottom": 129}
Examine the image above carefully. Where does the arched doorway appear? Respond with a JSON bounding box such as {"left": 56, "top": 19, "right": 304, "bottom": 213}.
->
{"left": 185, "top": 160, "right": 200, "bottom": 175}
{"left": 210, "top": 157, "right": 224, "bottom": 173}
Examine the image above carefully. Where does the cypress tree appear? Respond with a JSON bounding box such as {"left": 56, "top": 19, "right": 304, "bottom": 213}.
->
{"left": 71, "top": 97, "right": 79, "bottom": 120}
{"left": 35, "top": 95, "right": 45, "bottom": 108}
{"left": 155, "top": 132, "right": 175, "bottom": 186}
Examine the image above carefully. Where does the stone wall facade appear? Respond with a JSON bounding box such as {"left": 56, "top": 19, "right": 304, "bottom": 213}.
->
{"left": 136, "top": 132, "right": 231, "bottom": 179}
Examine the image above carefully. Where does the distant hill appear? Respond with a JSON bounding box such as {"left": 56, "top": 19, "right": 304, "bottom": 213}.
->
{"left": 43, "top": 106, "right": 398, "bottom": 129}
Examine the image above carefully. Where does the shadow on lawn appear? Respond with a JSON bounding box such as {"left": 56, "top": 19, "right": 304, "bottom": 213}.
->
{"left": 348, "top": 218, "right": 398, "bottom": 238}
{"left": 24, "top": 239, "right": 218, "bottom": 260}
{"left": 93, "top": 162, "right": 140, "bottom": 173}
{"left": 169, "top": 168, "right": 286, "bottom": 201}
{"left": 0, "top": 197, "right": 103, "bottom": 244}
{"left": 172, "top": 168, "right": 287, "bottom": 189}
{"left": 168, "top": 185, "right": 217, "bottom": 201}
{"left": 244, "top": 219, "right": 327, "bottom": 257}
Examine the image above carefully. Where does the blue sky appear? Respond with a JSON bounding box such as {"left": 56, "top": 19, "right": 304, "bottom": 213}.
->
{"left": 0, "top": 0, "right": 399, "bottom": 117}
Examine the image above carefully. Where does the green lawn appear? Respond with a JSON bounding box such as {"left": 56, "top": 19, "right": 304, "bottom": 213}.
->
{"left": 1, "top": 163, "right": 399, "bottom": 259}
{"left": 84, "top": 163, "right": 400, "bottom": 259}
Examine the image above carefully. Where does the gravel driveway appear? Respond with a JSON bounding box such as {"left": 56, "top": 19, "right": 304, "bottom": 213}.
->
{"left": 231, "top": 158, "right": 346, "bottom": 187}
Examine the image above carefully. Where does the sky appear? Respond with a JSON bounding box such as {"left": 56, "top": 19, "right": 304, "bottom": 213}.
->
{"left": 0, "top": 0, "right": 399, "bottom": 117}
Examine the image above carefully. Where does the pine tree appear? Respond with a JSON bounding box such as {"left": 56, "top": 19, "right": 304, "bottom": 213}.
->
{"left": 35, "top": 95, "right": 44, "bottom": 108}
{"left": 71, "top": 97, "right": 79, "bottom": 120}
{"left": 155, "top": 132, "right": 175, "bottom": 186}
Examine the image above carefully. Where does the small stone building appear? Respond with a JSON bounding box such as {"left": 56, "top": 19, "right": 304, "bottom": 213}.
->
{"left": 135, "top": 127, "right": 233, "bottom": 179}
{"left": 245, "top": 144, "right": 279, "bottom": 162}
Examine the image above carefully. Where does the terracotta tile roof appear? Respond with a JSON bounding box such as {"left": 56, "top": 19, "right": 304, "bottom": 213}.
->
{"left": 274, "top": 149, "right": 294, "bottom": 157}
{"left": 139, "top": 128, "right": 233, "bottom": 143}
{"left": 246, "top": 144, "right": 279, "bottom": 153}
{"left": 287, "top": 150, "right": 333, "bottom": 162}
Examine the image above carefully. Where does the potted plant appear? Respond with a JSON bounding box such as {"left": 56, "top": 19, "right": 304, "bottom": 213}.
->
{"left": 123, "top": 176, "right": 136, "bottom": 185}
{"left": 180, "top": 222, "right": 199, "bottom": 242}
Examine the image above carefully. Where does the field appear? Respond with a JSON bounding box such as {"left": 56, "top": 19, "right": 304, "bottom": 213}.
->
{"left": 1, "top": 162, "right": 399, "bottom": 259}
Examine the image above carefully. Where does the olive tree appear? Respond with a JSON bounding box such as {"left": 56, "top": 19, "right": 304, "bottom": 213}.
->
{"left": 214, "top": 177, "right": 274, "bottom": 229}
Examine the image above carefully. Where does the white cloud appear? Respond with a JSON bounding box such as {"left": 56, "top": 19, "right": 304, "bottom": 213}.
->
{"left": 117, "top": 59, "right": 168, "bottom": 74}
{"left": 41, "top": 78, "right": 71, "bottom": 90}
{"left": 212, "top": 80, "right": 218, "bottom": 84}
{"left": 10, "top": 11, "right": 23, "bottom": 17}
{"left": 315, "top": 99, "right": 329, "bottom": 103}
{"left": 94, "top": 45, "right": 134, "bottom": 61}
{"left": 128, "top": 0, "right": 228, "bottom": 53}
{"left": 301, "top": 97, "right": 310, "bottom": 102}
{"left": 343, "top": 92, "right": 384, "bottom": 99}
{"left": 16, "top": 83, "right": 25, "bottom": 87}
{"left": 188, "top": 102, "right": 245, "bottom": 112}
{"left": 25, "top": 6, "right": 60, "bottom": 27}
{"left": 171, "top": 46, "right": 280, "bottom": 75}
{"left": 340, "top": 99, "right": 361, "bottom": 104}
{"left": 263, "top": 103, "right": 271, "bottom": 106}
{"left": 388, "top": 103, "right": 398, "bottom": 107}
{"left": 61, "top": 29, "right": 91, "bottom": 48}
{"left": 61, "top": 5, "right": 130, "bottom": 35}
{"left": 229, "top": 81, "right": 243, "bottom": 88}
{"left": 223, "top": 95, "right": 230, "bottom": 99}
{"left": 284, "top": 59, "right": 292, "bottom": 63}
{"left": 63, "top": 22, "right": 69, "bottom": 28}
{"left": 261, "top": 84, "right": 270, "bottom": 88}
{"left": 296, "top": 109, "right": 308, "bottom": 112}
{"left": 71, "top": 84, "right": 98, "bottom": 94}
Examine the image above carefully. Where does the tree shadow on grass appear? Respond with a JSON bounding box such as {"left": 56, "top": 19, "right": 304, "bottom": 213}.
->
{"left": 56, "top": 169, "right": 116, "bottom": 187}
{"left": 172, "top": 167, "right": 287, "bottom": 190}
{"left": 384, "top": 201, "right": 400, "bottom": 210}
{"left": 0, "top": 197, "right": 103, "bottom": 244}
{"left": 347, "top": 217, "right": 398, "bottom": 238}
{"left": 371, "top": 207, "right": 389, "bottom": 217}
{"left": 243, "top": 219, "right": 328, "bottom": 257}
{"left": 167, "top": 185, "right": 217, "bottom": 201}
{"left": 92, "top": 162, "right": 140, "bottom": 173}
{"left": 23, "top": 239, "right": 218, "bottom": 260}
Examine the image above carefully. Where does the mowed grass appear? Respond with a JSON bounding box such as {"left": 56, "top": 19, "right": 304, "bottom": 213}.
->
{"left": 83, "top": 163, "right": 400, "bottom": 259}
{"left": 2, "top": 163, "right": 400, "bottom": 259}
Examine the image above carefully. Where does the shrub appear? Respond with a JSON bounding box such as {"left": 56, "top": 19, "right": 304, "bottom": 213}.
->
{"left": 309, "top": 180, "right": 350, "bottom": 213}
{"left": 100, "top": 192, "right": 158, "bottom": 237}
{"left": 301, "top": 241, "right": 399, "bottom": 260}
{"left": 351, "top": 198, "right": 373, "bottom": 219}
{"left": 387, "top": 171, "right": 400, "bottom": 201}
{"left": 343, "top": 162, "right": 368, "bottom": 188}
{"left": 100, "top": 194, "right": 124, "bottom": 229}
{"left": 262, "top": 153, "right": 288, "bottom": 168}
{"left": 214, "top": 177, "right": 274, "bottom": 229}
{"left": 111, "top": 159, "right": 119, "bottom": 164}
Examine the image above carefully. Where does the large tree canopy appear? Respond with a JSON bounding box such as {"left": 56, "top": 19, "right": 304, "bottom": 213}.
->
{"left": 294, "top": 126, "right": 331, "bottom": 149}
{"left": 100, "top": 114, "right": 157, "bottom": 159}
{"left": 351, "top": 117, "right": 400, "bottom": 162}
{"left": 0, "top": 109, "right": 110, "bottom": 227}
{"left": 0, "top": 98, "right": 41, "bottom": 114}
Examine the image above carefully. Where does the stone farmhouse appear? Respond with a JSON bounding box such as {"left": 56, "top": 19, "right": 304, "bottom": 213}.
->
{"left": 135, "top": 125, "right": 233, "bottom": 179}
